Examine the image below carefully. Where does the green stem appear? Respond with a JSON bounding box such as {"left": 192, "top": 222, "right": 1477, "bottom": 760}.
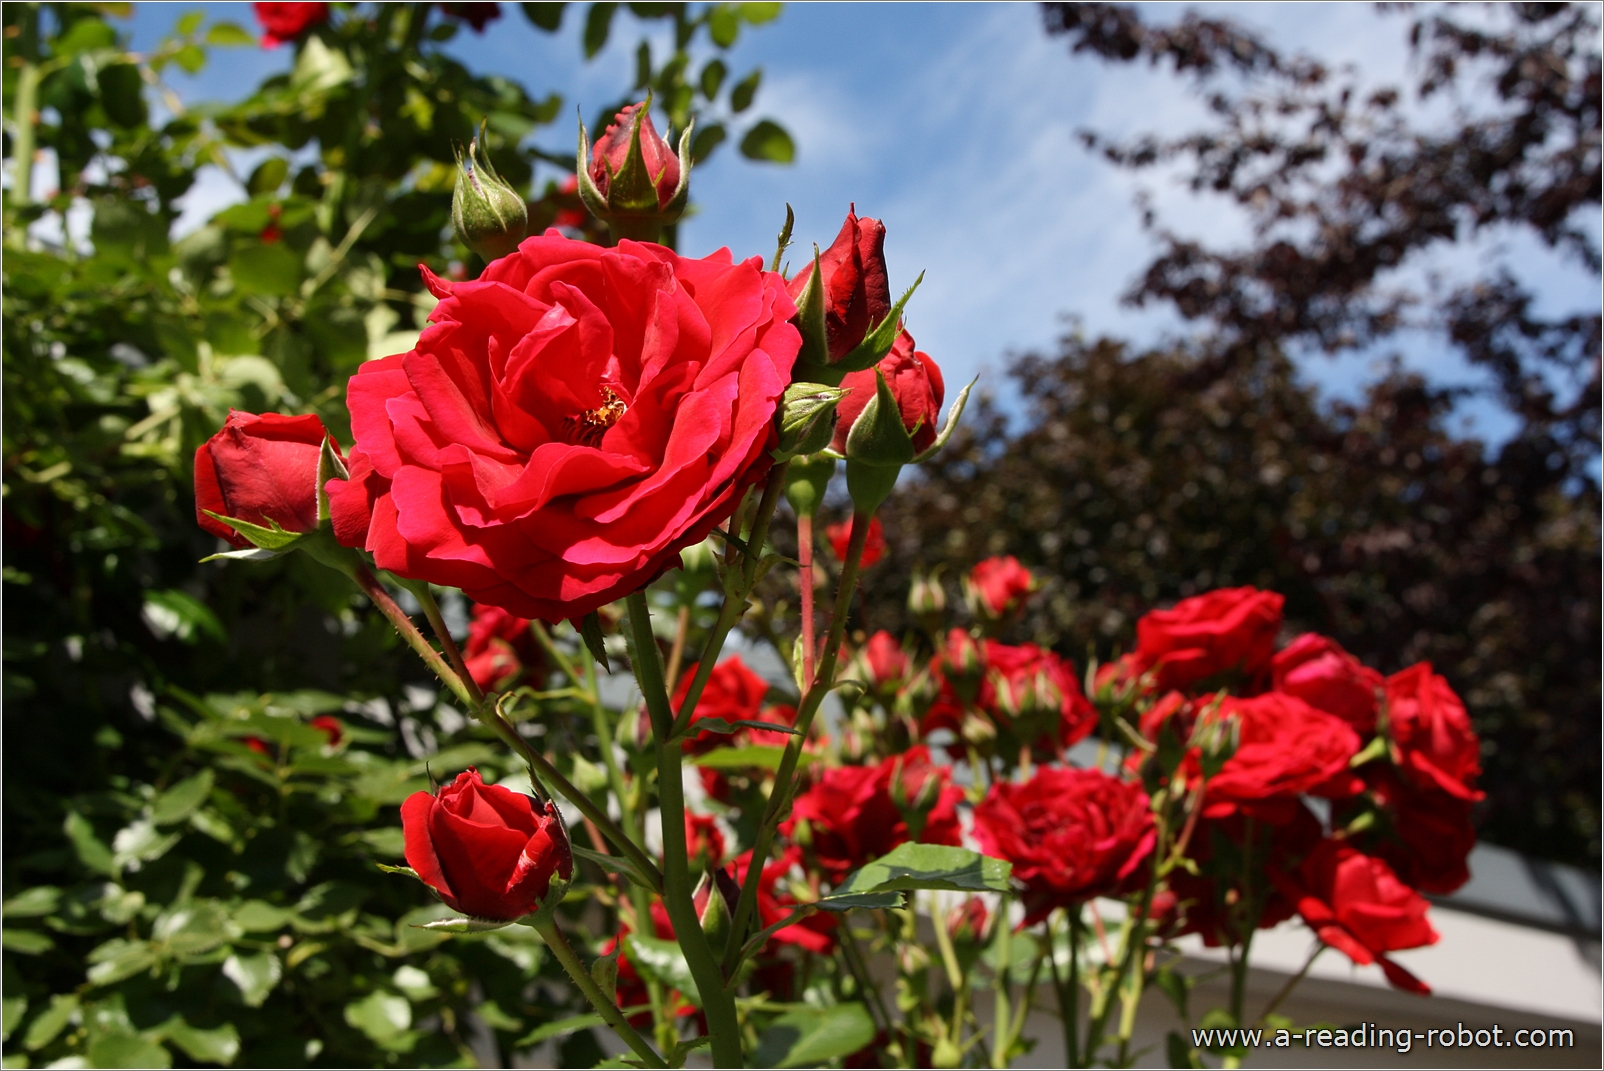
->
{"left": 1067, "top": 909, "right": 1081, "bottom": 1066}
{"left": 353, "top": 566, "right": 477, "bottom": 710}
{"left": 797, "top": 511, "right": 817, "bottom": 686}
{"left": 625, "top": 592, "right": 744, "bottom": 1069}
{"left": 9, "top": 7, "right": 40, "bottom": 215}
{"left": 991, "top": 895, "right": 1012, "bottom": 1069}
{"left": 668, "top": 463, "right": 788, "bottom": 738}
{"left": 1255, "top": 945, "right": 1322, "bottom": 1028}
{"left": 413, "top": 584, "right": 484, "bottom": 706}
{"left": 531, "top": 916, "right": 667, "bottom": 1069}
{"left": 721, "top": 509, "right": 870, "bottom": 977}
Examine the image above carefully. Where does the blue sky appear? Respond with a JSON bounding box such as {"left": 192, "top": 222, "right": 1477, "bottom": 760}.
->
{"left": 125, "top": 2, "right": 1599, "bottom": 445}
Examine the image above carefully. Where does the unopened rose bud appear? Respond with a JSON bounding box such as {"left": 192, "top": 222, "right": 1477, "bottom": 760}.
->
{"left": 964, "top": 555, "right": 1036, "bottom": 631}
{"left": 892, "top": 666, "right": 939, "bottom": 721}
{"left": 452, "top": 132, "right": 529, "bottom": 262}
{"left": 834, "top": 329, "right": 952, "bottom": 515}
{"left": 858, "top": 630, "right": 911, "bottom": 696}
{"left": 907, "top": 565, "right": 947, "bottom": 622}
{"left": 576, "top": 101, "right": 691, "bottom": 243}
{"left": 939, "top": 628, "right": 986, "bottom": 701}
{"left": 195, "top": 410, "right": 347, "bottom": 555}
{"left": 960, "top": 710, "right": 997, "bottom": 750}
{"left": 788, "top": 207, "right": 891, "bottom": 365}
{"left": 946, "top": 897, "right": 990, "bottom": 944}
{"left": 774, "top": 382, "right": 848, "bottom": 461}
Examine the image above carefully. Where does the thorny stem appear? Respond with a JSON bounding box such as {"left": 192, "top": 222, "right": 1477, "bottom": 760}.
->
{"left": 722, "top": 509, "right": 871, "bottom": 977}
{"left": 530, "top": 916, "right": 667, "bottom": 1068}
{"left": 991, "top": 894, "right": 1013, "bottom": 1069}
{"left": 625, "top": 591, "right": 745, "bottom": 1069}
{"left": 413, "top": 585, "right": 484, "bottom": 707}
{"left": 664, "top": 604, "right": 691, "bottom": 694}
{"left": 797, "top": 512, "right": 817, "bottom": 686}
{"left": 353, "top": 565, "right": 477, "bottom": 710}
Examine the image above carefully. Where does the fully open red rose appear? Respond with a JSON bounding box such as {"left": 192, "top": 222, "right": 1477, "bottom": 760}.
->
{"left": 788, "top": 206, "right": 890, "bottom": 362}
{"left": 784, "top": 746, "right": 962, "bottom": 884}
{"left": 254, "top": 2, "right": 328, "bottom": 46}
{"left": 1271, "top": 632, "right": 1384, "bottom": 733}
{"left": 1200, "top": 693, "right": 1362, "bottom": 821}
{"left": 195, "top": 410, "right": 340, "bottom": 548}
{"left": 1361, "top": 767, "right": 1476, "bottom": 895}
{"left": 1271, "top": 839, "right": 1438, "bottom": 994}
{"left": 831, "top": 328, "right": 944, "bottom": 454}
{"left": 826, "top": 515, "right": 884, "bottom": 568}
{"left": 328, "top": 233, "right": 799, "bottom": 620}
{"left": 972, "top": 767, "right": 1154, "bottom": 924}
{"left": 462, "top": 603, "right": 544, "bottom": 693}
{"left": 1384, "top": 663, "right": 1482, "bottom": 800}
{"left": 401, "top": 768, "right": 573, "bottom": 920}
{"left": 1133, "top": 586, "right": 1284, "bottom": 692}
{"left": 966, "top": 555, "right": 1034, "bottom": 620}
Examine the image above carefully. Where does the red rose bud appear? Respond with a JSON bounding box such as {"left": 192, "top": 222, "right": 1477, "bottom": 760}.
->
{"left": 858, "top": 630, "right": 911, "bottom": 695}
{"left": 980, "top": 641, "right": 1098, "bottom": 752}
{"left": 972, "top": 767, "right": 1155, "bottom": 925}
{"left": 1270, "top": 839, "right": 1438, "bottom": 993}
{"left": 787, "top": 207, "right": 891, "bottom": 364}
{"left": 194, "top": 410, "right": 340, "bottom": 548}
{"left": 452, "top": 131, "right": 528, "bottom": 262}
{"left": 309, "top": 715, "right": 343, "bottom": 747}
{"left": 964, "top": 555, "right": 1035, "bottom": 627}
{"left": 826, "top": 516, "right": 884, "bottom": 568}
{"left": 401, "top": 768, "right": 573, "bottom": 920}
{"left": 1133, "top": 586, "right": 1285, "bottom": 692}
{"left": 938, "top": 628, "right": 986, "bottom": 700}
{"left": 1271, "top": 633, "right": 1384, "bottom": 733}
{"left": 577, "top": 102, "right": 691, "bottom": 242}
{"left": 1384, "top": 663, "right": 1482, "bottom": 801}
{"left": 946, "top": 897, "right": 990, "bottom": 944}
{"left": 254, "top": 2, "right": 328, "bottom": 47}
{"left": 907, "top": 565, "right": 947, "bottom": 621}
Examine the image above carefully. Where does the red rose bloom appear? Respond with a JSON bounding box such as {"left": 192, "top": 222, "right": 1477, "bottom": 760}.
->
{"left": 784, "top": 746, "right": 962, "bottom": 884}
{"left": 254, "top": 2, "right": 328, "bottom": 46}
{"left": 966, "top": 555, "right": 1034, "bottom": 619}
{"left": 194, "top": 410, "right": 340, "bottom": 548}
{"left": 685, "top": 812, "right": 727, "bottom": 871}
{"left": 1201, "top": 693, "right": 1362, "bottom": 821}
{"left": 327, "top": 234, "right": 799, "bottom": 621}
{"left": 1133, "top": 586, "right": 1284, "bottom": 692}
{"left": 401, "top": 768, "right": 573, "bottom": 920}
{"left": 826, "top": 515, "right": 884, "bottom": 568}
{"left": 788, "top": 206, "right": 891, "bottom": 363}
{"left": 462, "top": 603, "right": 544, "bottom": 692}
{"left": 1271, "top": 839, "right": 1439, "bottom": 994}
{"left": 1164, "top": 808, "right": 1321, "bottom": 947}
{"left": 1384, "top": 663, "right": 1482, "bottom": 800}
{"left": 1271, "top": 633, "right": 1383, "bottom": 733}
{"left": 590, "top": 104, "right": 680, "bottom": 211}
{"left": 673, "top": 655, "right": 794, "bottom": 753}
{"left": 972, "top": 767, "right": 1154, "bottom": 924}
{"left": 857, "top": 630, "right": 911, "bottom": 694}
{"left": 978, "top": 641, "right": 1098, "bottom": 752}
{"left": 734, "top": 847, "right": 839, "bottom": 954}
{"left": 1362, "top": 767, "right": 1476, "bottom": 895}
{"left": 831, "top": 328, "right": 945, "bottom": 454}
{"left": 309, "top": 715, "right": 343, "bottom": 747}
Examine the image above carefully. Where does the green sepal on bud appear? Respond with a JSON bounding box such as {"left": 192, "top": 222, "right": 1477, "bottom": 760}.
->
{"left": 842, "top": 368, "right": 916, "bottom": 516}
{"left": 789, "top": 260, "right": 925, "bottom": 387}
{"left": 452, "top": 125, "right": 529, "bottom": 263}
{"left": 773, "top": 381, "right": 848, "bottom": 461}
{"left": 785, "top": 454, "right": 836, "bottom": 519}
{"left": 202, "top": 440, "right": 369, "bottom": 579}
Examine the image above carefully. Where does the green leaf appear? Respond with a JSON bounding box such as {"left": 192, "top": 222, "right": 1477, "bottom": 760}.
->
{"left": 738, "top": 1, "right": 782, "bottom": 24}
{"left": 1, "top": 929, "right": 54, "bottom": 955}
{"left": 522, "top": 2, "right": 567, "bottom": 31}
{"left": 739, "top": 119, "right": 794, "bottom": 163}
{"left": 753, "top": 1004, "right": 876, "bottom": 1068}
{"left": 160, "top": 1017, "right": 241, "bottom": 1065}
{"left": 222, "top": 951, "right": 281, "bottom": 1007}
{"left": 64, "top": 812, "right": 116, "bottom": 876}
{"left": 23, "top": 994, "right": 77, "bottom": 1051}
{"left": 246, "top": 157, "right": 289, "bottom": 197}
{"left": 690, "top": 122, "right": 727, "bottom": 164}
{"left": 699, "top": 58, "right": 727, "bottom": 99}
{"left": 730, "top": 68, "right": 761, "bottom": 112}
{"left": 1, "top": 995, "right": 25, "bottom": 1042}
{"left": 621, "top": 934, "right": 699, "bottom": 1004}
{"left": 86, "top": 939, "right": 160, "bottom": 986}
{"left": 87, "top": 1032, "right": 172, "bottom": 1069}
{"left": 176, "top": 11, "right": 205, "bottom": 36}
{"left": 97, "top": 64, "right": 147, "bottom": 128}
{"left": 152, "top": 901, "right": 236, "bottom": 957}
{"left": 150, "top": 769, "right": 214, "bottom": 825}
{"left": 416, "top": 915, "right": 514, "bottom": 934}
{"left": 289, "top": 37, "right": 353, "bottom": 95}
{"left": 205, "top": 21, "right": 257, "bottom": 47}
{"left": 691, "top": 745, "right": 816, "bottom": 771}
{"left": 708, "top": 4, "right": 739, "bottom": 46}
{"left": 474, "top": 999, "right": 523, "bottom": 1031}
{"left": 228, "top": 242, "right": 302, "bottom": 297}
{"left": 232, "top": 900, "right": 296, "bottom": 933}
{"left": 578, "top": 610, "right": 609, "bottom": 672}
{"left": 820, "top": 843, "right": 1012, "bottom": 911}
{"left": 571, "top": 845, "right": 654, "bottom": 890}
{"left": 111, "top": 819, "right": 182, "bottom": 871}
{"left": 516, "top": 1012, "right": 604, "bottom": 1047}
{"left": 56, "top": 17, "right": 117, "bottom": 55}
{"left": 583, "top": 2, "right": 618, "bottom": 57}
{"left": 173, "top": 44, "right": 206, "bottom": 74}
{"left": 345, "top": 991, "right": 411, "bottom": 1045}
{"left": 3, "top": 886, "right": 61, "bottom": 919}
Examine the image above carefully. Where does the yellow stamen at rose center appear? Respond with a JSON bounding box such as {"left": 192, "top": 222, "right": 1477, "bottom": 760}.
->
{"left": 564, "top": 387, "right": 627, "bottom": 447}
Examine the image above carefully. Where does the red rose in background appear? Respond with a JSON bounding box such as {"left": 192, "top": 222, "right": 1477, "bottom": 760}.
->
{"left": 1271, "top": 633, "right": 1384, "bottom": 733}
{"left": 1133, "top": 586, "right": 1284, "bottom": 691}
{"left": 1164, "top": 808, "right": 1321, "bottom": 947}
{"left": 856, "top": 630, "right": 911, "bottom": 694}
{"left": 734, "top": 847, "right": 838, "bottom": 954}
{"left": 590, "top": 104, "right": 680, "bottom": 210}
{"left": 1201, "top": 693, "right": 1362, "bottom": 821}
{"left": 1363, "top": 767, "right": 1476, "bottom": 895}
{"left": 1385, "top": 663, "right": 1482, "bottom": 800}
{"left": 787, "top": 206, "right": 890, "bottom": 362}
{"left": 1271, "top": 839, "right": 1438, "bottom": 994}
{"left": 972, "top": 767, "right": 1154, "bottom": 924}
{"left": 309, "top": 715, "right": 343, "bottom": 747}
{"left": 966, "top": 555, "right": 1034, "bottom": 619}
{"left": 401, "top": 768, "right": 573, "bottom": 920}
{"left": 785, "top": 746, "right": 962, "bottom": 884}
{"left": 826, "top": 515, "right": 884, "bottom": 568}
{"left": 462, "top": 603, "right": 544, "bottom": 692}
{"left": 685, "top": 812, "right": 727, "bottom": 871}
{"left": 831, "top": 328, "right": 945, "bottom": 454}
{"left": 327, "top": 234, "right": 799, "bottom": 621}
{"left": 437, "top": 3, "right": 501, "bottom": 32}
{"left": 978, "top": 641, "right": 1097, "bottom": 752}
{"left": 195, "top": 410, "right": 339, "bottom": 548}
{"left": 672, "top": 656, "right": 794, "bottom": 753}
{"left": 254, "top": 2, "right": 328, "bottom": 46}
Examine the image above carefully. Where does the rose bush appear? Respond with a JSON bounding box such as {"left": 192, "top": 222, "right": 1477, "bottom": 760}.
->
{"left": 328, "top": 233, "right": 800, "bottom": 620}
